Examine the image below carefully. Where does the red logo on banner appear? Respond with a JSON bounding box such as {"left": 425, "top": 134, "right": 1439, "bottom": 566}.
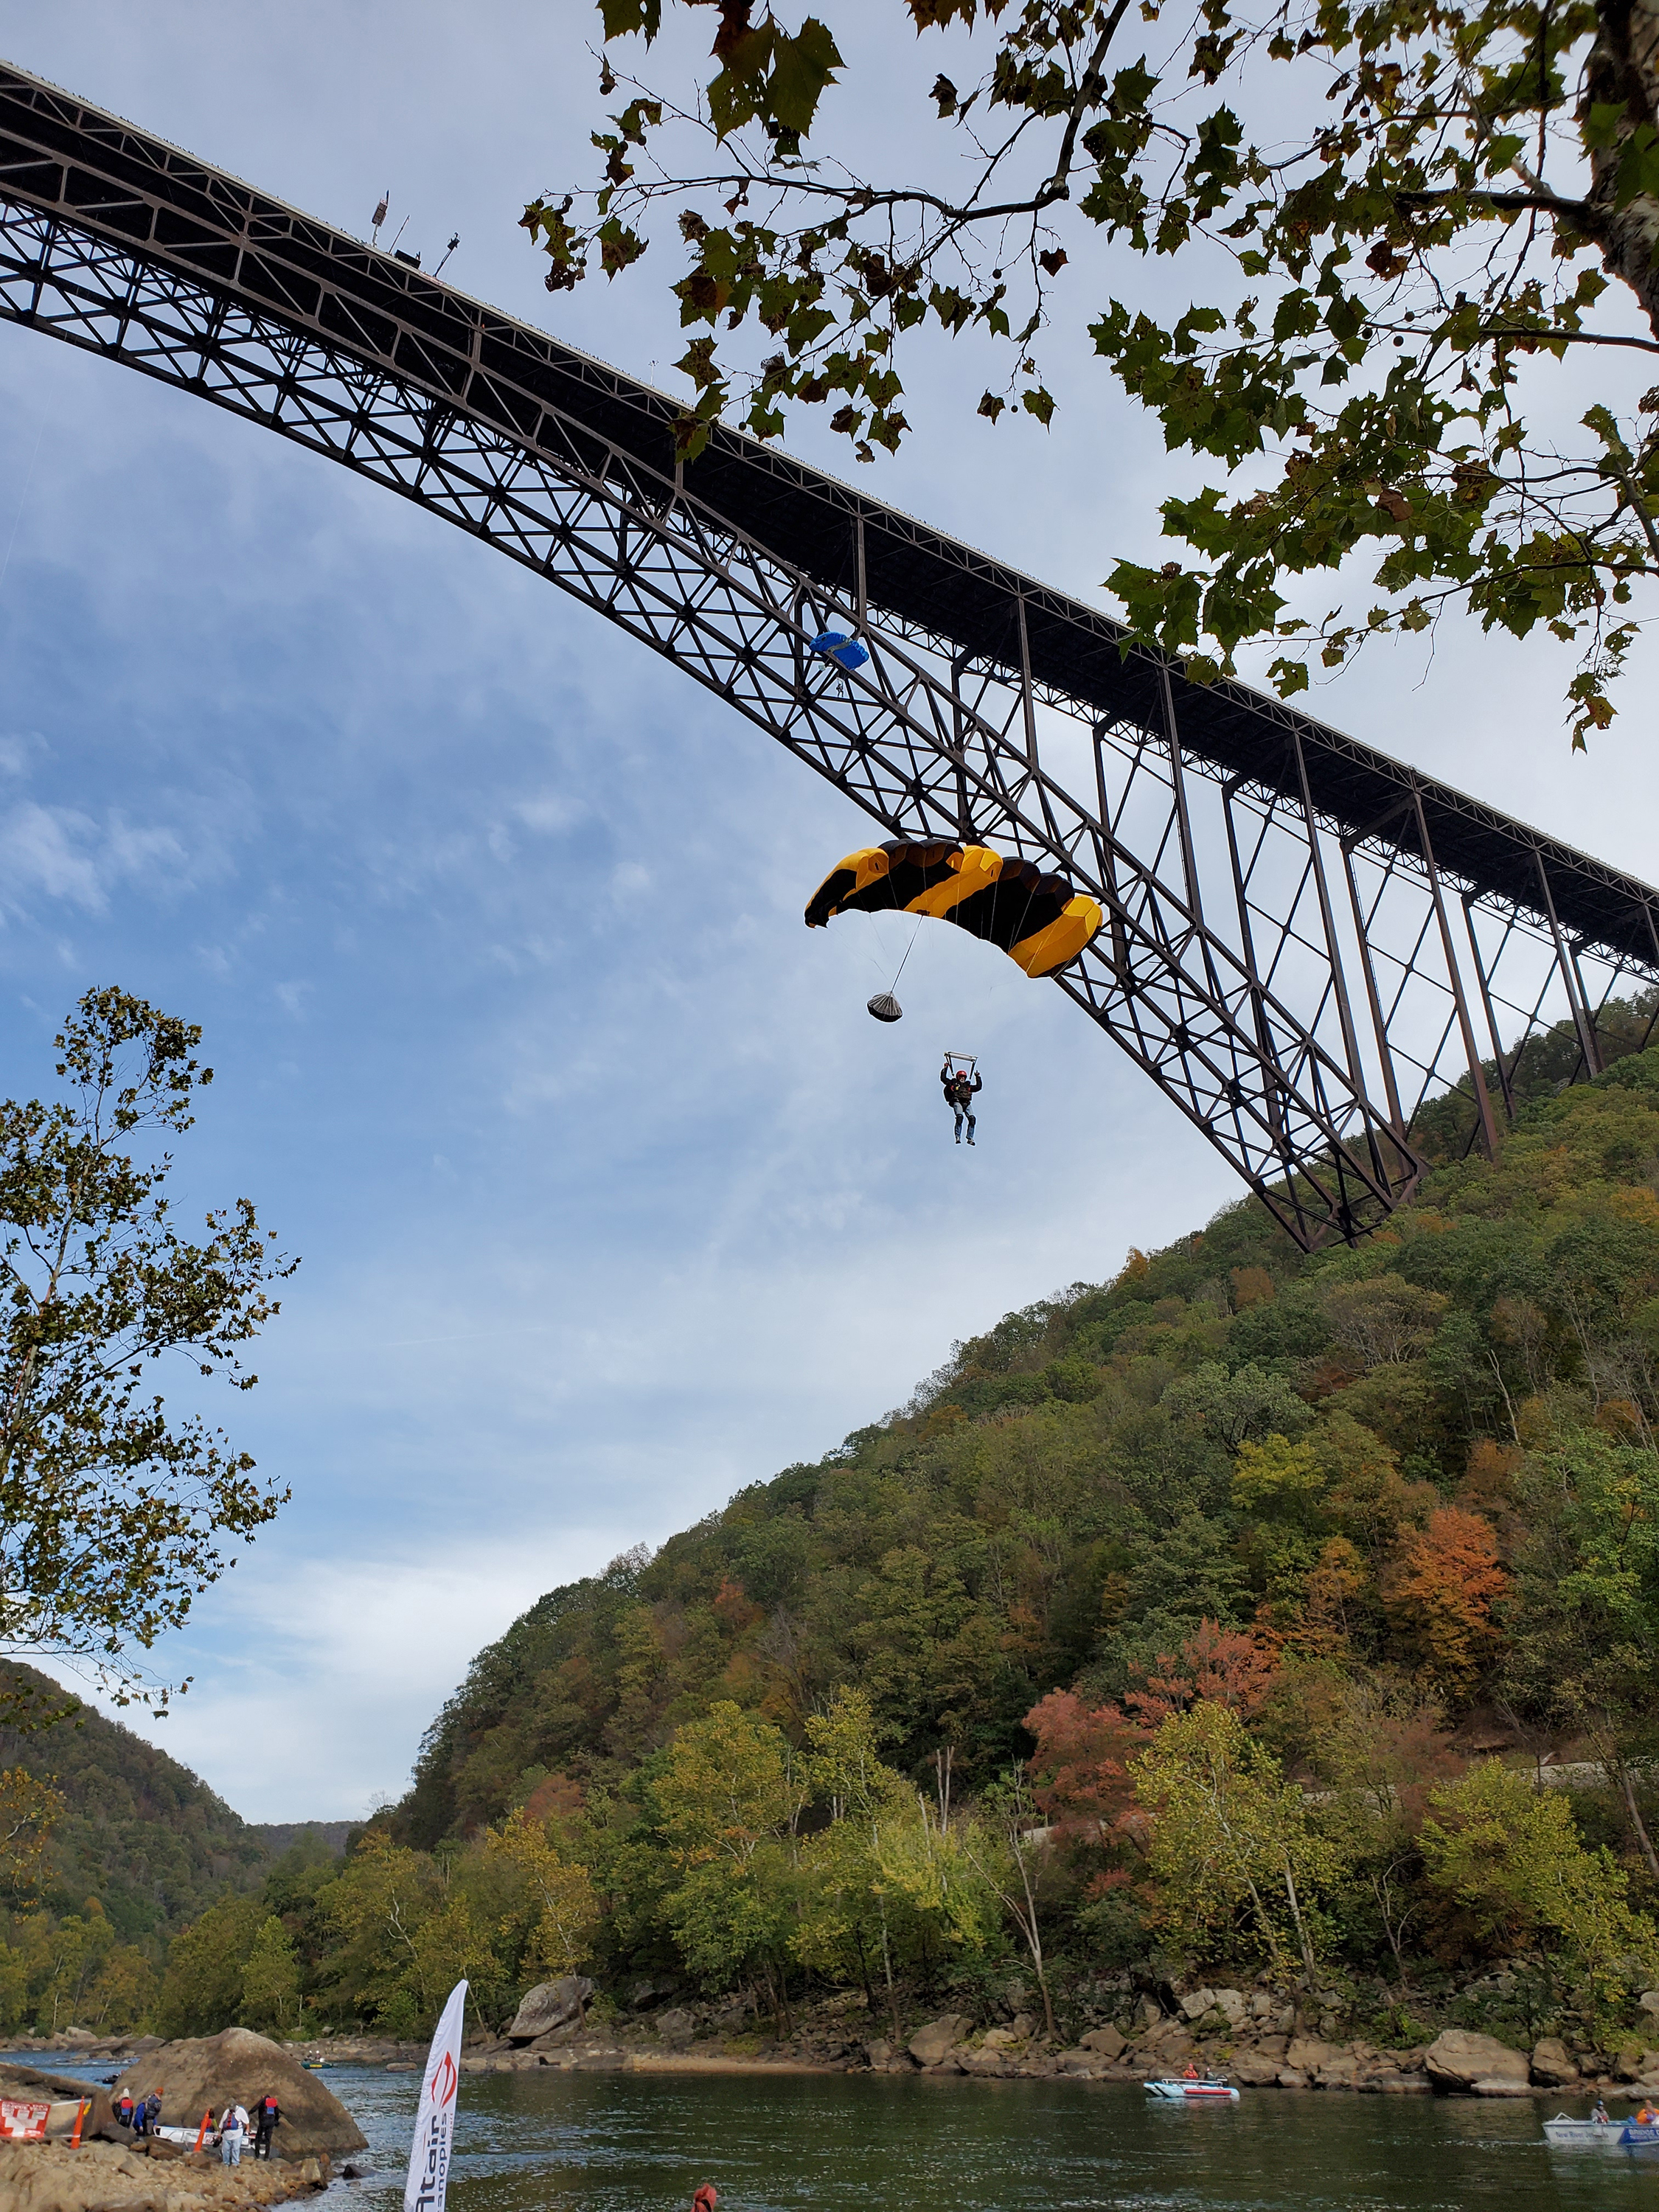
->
{"left": 431, "top": 2051, "right": 459, "bottom": 2108}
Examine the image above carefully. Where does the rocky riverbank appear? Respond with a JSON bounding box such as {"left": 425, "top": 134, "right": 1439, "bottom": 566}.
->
{"left": 21, "top": 1970, "right": 1655, "bottom": 2109}
{"left": 0, "top": 2141, "right": 331, "bottom": 2212}
{"left": 442, "top": 1972, "right": 1659, "bottom": 2098}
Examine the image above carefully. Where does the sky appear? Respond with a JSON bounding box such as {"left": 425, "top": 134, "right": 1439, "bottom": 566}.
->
{"left": 0, "top": 2, "right": 1655, "bottom": 1823}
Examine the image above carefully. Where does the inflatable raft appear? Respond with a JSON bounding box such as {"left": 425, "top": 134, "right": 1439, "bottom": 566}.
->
{"left": 1144, "top": 2076, "right": 1239, "bottom": 2101}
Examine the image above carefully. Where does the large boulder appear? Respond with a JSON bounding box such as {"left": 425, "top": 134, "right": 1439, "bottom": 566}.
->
{"left": 1286, "top": 2037, "right": 1340, "bottom": 2074}
{"left": 908, "top": 2015, "right": 972, "bottom": 2066}
{"left": 1079, "top": 2024, "right": 1126, "bottom": 2059}
{"left": 506, "top": 1976, "right": 594, "bottom": 2042}
{"left": 1422, "top": 2030, "right": 1529, "bottom": 2094}
{"left": 1231, "top": 2053, "right": 1283, "bottom": 2087}
{"left": 115, "top": 2026, "right": 366, "bottom": 2158}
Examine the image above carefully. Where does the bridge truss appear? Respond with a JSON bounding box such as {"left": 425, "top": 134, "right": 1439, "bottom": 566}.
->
{"left": 2, "top": 59, "right": 1657, "bottom": 1251}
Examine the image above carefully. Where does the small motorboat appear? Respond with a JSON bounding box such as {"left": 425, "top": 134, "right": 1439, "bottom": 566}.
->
{"left": 1543, "top": 2113, "right": 1635, "bottom": 2148}
{"left": 1144, "top": 2075, "right": 1239, "bottom": 2101}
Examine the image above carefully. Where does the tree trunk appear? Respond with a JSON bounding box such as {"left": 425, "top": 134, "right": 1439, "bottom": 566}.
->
{"left": 1281, "top": 1860, "right": 1318, "bottom": 1982}
{"left": 1585, "top": 0, "right": 1659, "bottom": 337}
{"left": 877, "top": 1887, "right": 902, "bottom": 2044}
{"left": 1622, "top": 1765, "right": 1659, "bottom": 1880}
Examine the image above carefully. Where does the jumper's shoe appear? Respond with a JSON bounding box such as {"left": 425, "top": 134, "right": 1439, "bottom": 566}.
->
{"left": 967, "top": 1134, "right": 975, "bottom": 1144}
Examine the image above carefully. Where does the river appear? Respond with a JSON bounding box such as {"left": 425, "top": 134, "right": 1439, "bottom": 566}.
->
{"left": 321, "top": 2065, "right": 1655, "bottom": 2210}
{"left": 12, "top": 2053, "right": 1657, "bottom": 2208}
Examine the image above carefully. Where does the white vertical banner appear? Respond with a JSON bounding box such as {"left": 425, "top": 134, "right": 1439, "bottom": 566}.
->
{"left": 404, "top": 1979, "right": 468, "bottom": 2212}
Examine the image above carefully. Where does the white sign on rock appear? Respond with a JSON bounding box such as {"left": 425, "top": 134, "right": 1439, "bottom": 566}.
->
{"left": 404, "top": 1979, "right": 468, "bottom": 2212}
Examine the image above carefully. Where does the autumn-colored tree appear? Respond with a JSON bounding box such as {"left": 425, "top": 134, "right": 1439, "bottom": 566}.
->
{"left": 1133, "top": 1700, "right": 1341, "bottom": 1982}
{"left": 1276, "top": 1664, "right": 1464, "bottom": 1979}
{"left": 961, "top": 1766, "right": 1062, "bottom": 2036}
{"left": 315, "top": 1832, "right": 495, "bottom": 2036}
{"left": 0, "top": 1767, "right": 63, "bottom": 1903}
{"left": 543, "top": 0, "right": 1659, "bottom": 738}
{"left": 651, "top": 1702, "right": 805, "bottom": 2008}
{"left": 239, "top": 1916, "right": 304, "bottom": 2038}
{"left": 1282, "top": 1537, "right": 1369, "bottom": 1658}
{"left": 1419, "top": 1759, "right": 1659, "bottom": 1996}
{"left": 1124, "top": 1619, "right": 1281, "bottom": 1727}
{"left": 0, "top": 990, "right": 292, "bottom": 1713}
{"left": 1021, "top": 1688, "right": 1143, "bottom": 1837}
{"left": 486, "top": 1808, "right": 603, "bottom": 1979}
{"left": 1382, "top": 1506, "right": 1509, "bottom": 1695}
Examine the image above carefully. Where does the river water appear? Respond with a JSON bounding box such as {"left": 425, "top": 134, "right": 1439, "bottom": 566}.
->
{"left": 13, "top": 2053, "right": 1658, "bottom": 2209}
{"left": 316, "top": 2066, "right": 1658, "bottom": 2211}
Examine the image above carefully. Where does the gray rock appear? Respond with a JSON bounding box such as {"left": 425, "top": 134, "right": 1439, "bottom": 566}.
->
{"left": 964, "top": 2048, "right": 1016, "bottom": 2078}
{"left": 507, "top": 1976, "right": 595, "bottom": 2042}
{"left": 1638, "top": 1992, "right": 1659, "bottom": 2020}
{"left": 1212, "top": 1989, "right": 1248, "bottom": 2025}
{"left": 1179, "top": 1987, "right": 1218, "bottom": 2023}
{"left": 908, "top": 2015, "right": 973, "bottom": 2067}
{"left": 1080, "top": 2024, "right": 1126, "bottom": 2059}
{"left": 1231, "top": 2053, "right": 1282, "bottom": 2087}
{"left": 1276, "top": 2067, "right": 1309, "bottom": 2088}
{"left": 1423, "top": 2030, "right": 1528, "bottom": 2093}
{"left": 1286, "top": 2037, "right": 1339, "bottom": 2073}
{"left": 864, "top": 2040, "right": 893, "bottom": 2067}
{"left": 1472, "top": 2076, "right": 1535, "bottom": 2096}
{"left": 1531, "top": 2037, "right": 1579, "bottom": 2087}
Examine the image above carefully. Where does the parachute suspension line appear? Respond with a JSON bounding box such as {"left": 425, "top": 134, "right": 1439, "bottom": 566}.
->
{"left": 888, "top": 916, "right": 925, "bottom": 995}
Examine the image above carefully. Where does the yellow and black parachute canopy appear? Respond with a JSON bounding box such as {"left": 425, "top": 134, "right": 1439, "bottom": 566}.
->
{"left": 804, "top": 838, "right": 1103, "bottom": 980}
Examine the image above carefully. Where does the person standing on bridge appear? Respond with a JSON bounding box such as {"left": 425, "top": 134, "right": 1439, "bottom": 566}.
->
{"left": 941, "top": 1060, "right": 982, "bottom": 1144}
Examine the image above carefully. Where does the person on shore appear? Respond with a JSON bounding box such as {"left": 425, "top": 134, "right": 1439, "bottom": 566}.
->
{"left": 219, "top": 2102, "right": 248, "bottom": 2166}
{"left": 254, "top": 2093, "right": 281, "bottom": 2159}
{"left": 114, "top": 2090, "right": 134, "bottom": 2132}
{"left": 144, "top": 2090, "right": 162, "bottom": 2137}
{"left": 131, "top": 2092, "right": 148, "bottom": 2138}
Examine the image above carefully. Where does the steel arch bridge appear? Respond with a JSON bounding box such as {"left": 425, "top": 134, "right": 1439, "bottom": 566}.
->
{"left": 1, "top": 58, "right": 1656, "bottom": 1253}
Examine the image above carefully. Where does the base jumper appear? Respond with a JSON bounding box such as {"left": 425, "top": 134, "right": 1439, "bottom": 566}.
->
{"left": 941, "top": 1060, "right": 983, "bottom": 1144}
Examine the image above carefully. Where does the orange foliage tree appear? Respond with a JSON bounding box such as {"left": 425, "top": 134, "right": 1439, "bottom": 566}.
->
{"left": 1124, "top": 1619, "right": 1281, "bottom": 1728}
{"left": 1383, "top": 1508, "right": 1509, "bottom": 1697}
{"left": 1022, "top": 1690, "right": 1144, "bottom": 1839}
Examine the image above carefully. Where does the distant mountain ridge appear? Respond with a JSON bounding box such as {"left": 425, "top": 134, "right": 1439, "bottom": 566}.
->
{"left": 1, "top": 1667, "right": 347, "bottom": 1941}
{"left": 248, "top": 1821, "right": 352, "bottom": 1858}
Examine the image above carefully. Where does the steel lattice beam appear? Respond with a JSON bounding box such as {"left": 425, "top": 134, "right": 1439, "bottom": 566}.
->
{"left": 1, "top": 60, "right": 1655, "bottom": 1250}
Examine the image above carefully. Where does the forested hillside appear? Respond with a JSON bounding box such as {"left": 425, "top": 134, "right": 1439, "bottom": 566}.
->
{"left": 0, "top": 1669, "right": 336, "bottom": 2036}
{"left": 0, "top": 1666, "right": 266, "bottom": 1935}
{"left": 400, "top": 1037, "right": 1659, "bottom": 1845}
{"left": 14, "top": 1039, "right": 1659, "bottom": 2056}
